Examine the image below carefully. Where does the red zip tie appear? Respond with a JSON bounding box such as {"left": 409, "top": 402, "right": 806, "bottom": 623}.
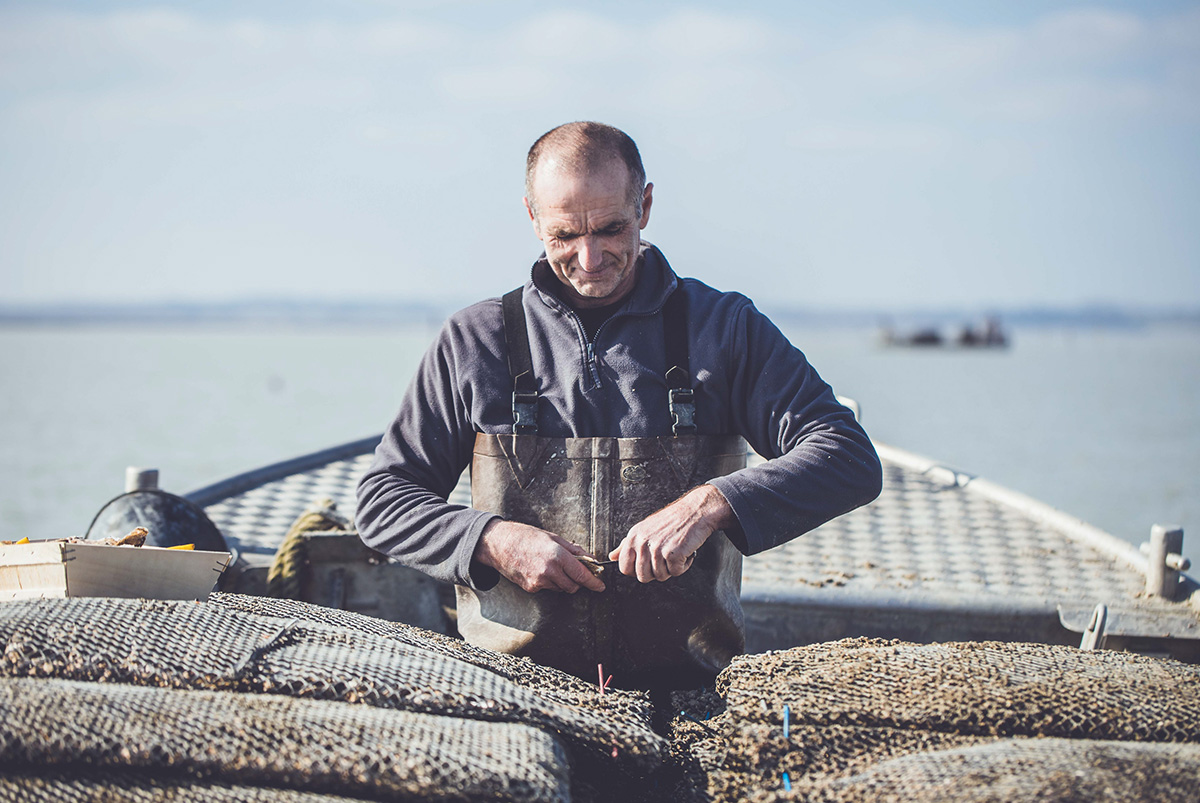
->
{"left": 597, "top": 663, "right": 613, "bottom": 695}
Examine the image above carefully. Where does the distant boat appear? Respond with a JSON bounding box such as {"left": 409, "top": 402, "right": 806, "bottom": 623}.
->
{"left": 882, "top": 316, "right": 1009, "bottom": 349}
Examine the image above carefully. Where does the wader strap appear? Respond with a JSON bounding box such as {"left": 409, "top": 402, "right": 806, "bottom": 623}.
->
{"left": 499, "top": 283, "right": 696, "bottom": 437}
{"left": 663, "top": 286, "right": 696, "bottom": 436}
{"left": 502, "top": 288, "right": 538, "bottom": 435}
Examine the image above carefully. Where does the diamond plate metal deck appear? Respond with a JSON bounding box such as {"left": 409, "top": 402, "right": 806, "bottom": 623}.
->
{"left": 198, "top": 451, "right": 379, "bottom": 556}
{"left": 188, "top": 436, "right": 1198, "bottom": 650}
{"left": 741, "top": 453, "right": 1142, "bottom": 606}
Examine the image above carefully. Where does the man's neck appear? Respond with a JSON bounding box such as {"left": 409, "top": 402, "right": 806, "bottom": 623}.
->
{"left": 555, "top": 285, "right": 627, "bottom": 342}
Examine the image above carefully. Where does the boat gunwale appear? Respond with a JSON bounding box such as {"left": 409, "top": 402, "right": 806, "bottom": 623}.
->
{"left": 183, "top": 435, "right": 1197, "bottom": 609}
{"left": 184, "top": 435, "right": 380, "bottom": 507}
{"left": 873, "top": 442, "right": 1199, "bottom": 610}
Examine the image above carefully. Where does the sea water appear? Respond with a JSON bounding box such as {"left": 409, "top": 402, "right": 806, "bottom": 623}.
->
{"left": 1, "top": 322, "right": 1197, "bottom": 569}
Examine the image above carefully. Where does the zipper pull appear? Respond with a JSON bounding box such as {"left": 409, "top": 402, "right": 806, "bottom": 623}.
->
{"left": 584, "top": 338, "right": 602, "bottom": 387}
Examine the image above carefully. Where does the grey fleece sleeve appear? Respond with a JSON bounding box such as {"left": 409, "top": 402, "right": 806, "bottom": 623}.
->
{"left": 355, "top": 323, "right": 499, "bottom": 590}
{"left": 707, "top": 301, "right": 882, "bottom": 555}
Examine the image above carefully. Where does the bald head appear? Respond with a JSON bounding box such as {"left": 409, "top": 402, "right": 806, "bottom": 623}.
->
{"left": 525, "top": 122, "right": 646, "bottom": 217}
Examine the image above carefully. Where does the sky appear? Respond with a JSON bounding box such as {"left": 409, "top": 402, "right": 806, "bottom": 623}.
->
{"left": 1, "top": 1, "right": 1197, "bottom": 311}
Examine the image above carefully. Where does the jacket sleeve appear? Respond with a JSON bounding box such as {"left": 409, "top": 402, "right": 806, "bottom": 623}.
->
{"left": 355, "top": 320, "right": 500, "bottom": 590}
{"left": 706, "top": 300, "right": 883, "bottom": 555}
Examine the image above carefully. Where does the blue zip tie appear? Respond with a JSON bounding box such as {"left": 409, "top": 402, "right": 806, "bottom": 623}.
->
{"left": 783, "top": 704, "right": 790, "bottom": 739}
{"left": 783, "top": 771, "right": 791, "bottom": 791}
{"left": 680, "top": 710, "right": 718, "bottom": 736}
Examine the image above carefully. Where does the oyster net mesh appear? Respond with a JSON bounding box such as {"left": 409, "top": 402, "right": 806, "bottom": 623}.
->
{"left": 0, "top": 770, "right": 368, "bottom": 803}
{"left": 7, "top": 597, "right": 1200, "bottom": 803}
{"left": 668, "top": 638, "right": 1200, "bottom": 802}
{"left": 793, "top": 738, "right": 1200, "bottom": 803}
{"left": 0, "top": 597, "right": 664, "bottom": 779}
{"left": 0, "top": 676, "right": 567, "bottom": 802}
{"left": 208, "top": 592, "right": 656, "bottom": 729}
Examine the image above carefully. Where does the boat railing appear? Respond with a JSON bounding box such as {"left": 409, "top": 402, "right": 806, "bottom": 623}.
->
{"left": 185, "top": 435, "right": 381, "bottom": 508}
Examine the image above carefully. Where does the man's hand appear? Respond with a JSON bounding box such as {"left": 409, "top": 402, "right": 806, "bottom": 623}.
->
{"left": 475, "top": 519, "right": 606, "bottom": 594}
{"left": 608, "top": 484, "right": 736, "bottom": 583}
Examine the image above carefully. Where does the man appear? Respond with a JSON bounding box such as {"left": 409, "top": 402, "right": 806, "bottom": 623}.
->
{"left": 357, "top": 122, "right": 882, "bottom": 687}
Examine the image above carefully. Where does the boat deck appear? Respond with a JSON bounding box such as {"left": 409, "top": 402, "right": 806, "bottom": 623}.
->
{"left": 187, "top": 437, "right": 1200, "bottom": 656}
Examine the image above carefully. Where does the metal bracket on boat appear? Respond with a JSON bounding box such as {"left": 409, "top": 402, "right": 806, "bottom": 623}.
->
{"left": 125, "top": 466, "right": 159, "bottom": 492}
{"left": 921, "top": 464, "right": 973, "bottom": 490}
{"left": 835, "top": 395, "right": 861, "bottom": 422}
{"left": 1140, "top": 524, "right": 1189, "bottom": 600}
{"left": 328, "top": 567, "right": 348, "bottom": 610}
{"left": 1079, "top": 603, "right": 1108, "bottom": 651}
{"left": 1058, "top": 602, "right": 1200, "bottom": 643}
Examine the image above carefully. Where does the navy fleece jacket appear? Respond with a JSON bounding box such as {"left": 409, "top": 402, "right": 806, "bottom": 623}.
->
{"left": 356, "top": 243, "right": 882, "bottom": 589}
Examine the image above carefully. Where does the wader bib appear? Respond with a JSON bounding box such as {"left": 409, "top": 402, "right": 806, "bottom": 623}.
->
{"left": 456, "top": 285, "right": 747, "bottom": 688}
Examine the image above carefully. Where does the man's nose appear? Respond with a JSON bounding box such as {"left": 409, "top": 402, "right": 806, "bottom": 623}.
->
{"left": 578, "top": 236, "right": 604, "bottom": 270}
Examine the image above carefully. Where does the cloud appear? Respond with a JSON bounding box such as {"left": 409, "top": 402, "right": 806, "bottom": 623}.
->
{"left": 0, "top": 4, "right": 1196, "bottom": 306}
{"left": 1027, "top": 8, "right": 1145, "bottom": 63}
{"left": 828, "top": 7, "right": 1199, "bottom": 124}
{"left": 645, "top": 9, "right": 778, "bottom": 59}
{"left": 0, "top": 9, "right": 455, "bottom": 135}
{"left": 786, "top": 123, "right": 954, "bottom": 153}
{"left": 6, "top": 5, "right": 1193, "bottom": 143}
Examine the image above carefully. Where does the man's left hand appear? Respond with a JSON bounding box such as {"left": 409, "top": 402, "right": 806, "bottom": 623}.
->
{"left": 608, "top": 484, "right": 736, "bottom": 583}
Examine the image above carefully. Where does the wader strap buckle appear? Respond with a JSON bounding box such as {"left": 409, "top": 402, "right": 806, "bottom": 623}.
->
{"left": 668, "top": 386, "right": 696, "bottom": 435}
{"left": 503, "top": 288, "right": 539, "bottom": 436}
{"left": 512, "top": 387, "right": 539, "bottom": 435}
{"left": 663, "top": 287, "right": 696, "bottom": 436}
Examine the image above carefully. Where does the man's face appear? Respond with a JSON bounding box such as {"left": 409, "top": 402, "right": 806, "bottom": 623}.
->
{"left": 525, "top": 158, "right": 653, "bottom": 309}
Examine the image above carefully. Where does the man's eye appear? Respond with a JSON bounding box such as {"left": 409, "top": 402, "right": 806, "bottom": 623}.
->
{"left": 553, "top": 233, "right": 577, "bottom": 242}
{"left": 600, "top": 224, "right": 627, "bottom": 236}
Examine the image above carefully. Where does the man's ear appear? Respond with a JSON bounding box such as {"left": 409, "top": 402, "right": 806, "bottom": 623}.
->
{"left": 523, "top": 196, "right": 545, "bottom": 240}
{"left": 638, "top": 182, "right": 654, "bottom": 229}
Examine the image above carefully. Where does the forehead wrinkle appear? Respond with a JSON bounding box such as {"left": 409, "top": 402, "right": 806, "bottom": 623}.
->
{"left": 529, "top": 154, "right": 633, "bottom": 211}
{"left": 541, "top": 206, "right": 633, "bottom": 237}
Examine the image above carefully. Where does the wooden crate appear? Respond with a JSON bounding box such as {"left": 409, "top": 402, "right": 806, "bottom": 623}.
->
{"left": 0, "top": 542, "right": 232, "bottom": 602}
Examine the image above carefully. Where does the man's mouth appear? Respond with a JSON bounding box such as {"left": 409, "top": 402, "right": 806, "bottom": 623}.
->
{"left": 575, "top": 261, "right": 615, "bottom": 277}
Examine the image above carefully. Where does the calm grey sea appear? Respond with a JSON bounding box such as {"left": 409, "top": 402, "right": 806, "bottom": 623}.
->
{"left": 2, "top": 323, "right": 1197, "bottom": 568}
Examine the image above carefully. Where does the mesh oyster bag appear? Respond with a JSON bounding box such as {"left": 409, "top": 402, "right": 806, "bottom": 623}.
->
{"left": 717, "top": 638, "right": 1200, "bottom": 741}
{"left": 0, "top": 597, "right": 665, "bottom": 777}
{"left": 668, "top": 638, "right": 1200, "bottom": 802}
{"left": 208, "top": 592, "right": 656, "bottom": 729}
{"left": 0, "top": 770, "right": 368, "bottom": 803}
{"left": 0, "top": 676, "right": 568, "bottom": 802}
{"left": 792, "top": 738, "right": 1200, "bottom": 803}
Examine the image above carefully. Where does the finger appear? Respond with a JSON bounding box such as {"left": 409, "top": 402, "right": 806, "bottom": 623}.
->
{"left": 665, "top": 547, "right": 693, "bottom": 577}
{"left": 650, "top": 546, "right": 672, "bottom": 582}
{"left": 610, "top": 541, "right": 636, "bottom": 577}
{"left": 559, "top": 539, "right": 590, "bottom": 557}
{"left": 564, "top": 556, "right": 606, "bottom": 593}
{"left": 547, "top": 566, "right": 581, "bottom": 594}
{"left": 635, "top": 543, "right": 655, "bottom": 584}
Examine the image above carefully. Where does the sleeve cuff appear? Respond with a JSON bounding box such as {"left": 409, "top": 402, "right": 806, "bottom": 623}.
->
{"left": 457, "top": 512, "right": 501, "bottom": 591}
{"left": 707, "top": 476, "right": 761, "bottom": 555}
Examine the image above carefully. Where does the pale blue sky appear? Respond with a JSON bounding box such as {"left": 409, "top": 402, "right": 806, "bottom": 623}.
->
{"left": 1, "top": 1, "right": 1197, "bottom": 310}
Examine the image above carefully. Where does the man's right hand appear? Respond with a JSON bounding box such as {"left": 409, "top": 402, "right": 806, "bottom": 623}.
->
{"left": 474, "top": 519, "right": 606, "bottom": 594}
